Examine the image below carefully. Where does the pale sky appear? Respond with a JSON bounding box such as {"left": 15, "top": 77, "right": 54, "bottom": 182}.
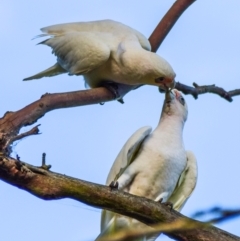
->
{"left": 1, "top": 1, "right": 240, "bottom": 240}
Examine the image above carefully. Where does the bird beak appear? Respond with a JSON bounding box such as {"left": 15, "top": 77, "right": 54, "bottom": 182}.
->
{"left": 169, "top": 78, "right": 176, "bottom": 89}
{"left": 165, "top": 89, "right": 174, "bottom": 103}
{"left": 155, "top": 77, "right": 175, "bottom": 89}
{"left": 173, "top": 89, "right": 181, "bottom": 99}
{"left": 164, "top": 77, "right": 175, "bottom": 89}
{"left": 158, "top": 78, "right": 175, "bottom": 92}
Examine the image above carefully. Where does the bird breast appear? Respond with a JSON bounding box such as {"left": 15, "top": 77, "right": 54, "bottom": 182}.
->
{"left": 127, "top": 135, "right": 187, "bottom": 201}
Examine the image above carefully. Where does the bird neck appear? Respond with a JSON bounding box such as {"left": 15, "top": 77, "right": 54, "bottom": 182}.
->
{"left": 155, "top": 113, "right": 185, "bottom": 143}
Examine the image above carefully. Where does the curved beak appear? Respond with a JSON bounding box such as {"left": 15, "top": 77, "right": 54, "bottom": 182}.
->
{"left": 155, "top": 77, "right": 175, "bottom": 89}
{"left": 169, "top": 78, "right": 176, "bottom": 89}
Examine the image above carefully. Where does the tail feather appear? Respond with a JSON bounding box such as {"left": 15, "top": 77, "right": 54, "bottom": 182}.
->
{"left": 23, "top": 63, "right": 66, "bottom": 81}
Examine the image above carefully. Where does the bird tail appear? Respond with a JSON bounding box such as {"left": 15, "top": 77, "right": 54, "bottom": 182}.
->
{"left": 23, "top": 63, "right": 66, "bottom": 81}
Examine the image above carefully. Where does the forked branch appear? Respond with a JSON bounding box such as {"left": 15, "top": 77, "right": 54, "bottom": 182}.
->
{"left": 175, "top": 82, "right": 233, "bottom": 102}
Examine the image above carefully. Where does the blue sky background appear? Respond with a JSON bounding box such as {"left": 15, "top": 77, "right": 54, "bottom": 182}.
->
{"left": 1, "top": 1, "right": 240, "bottom": 240}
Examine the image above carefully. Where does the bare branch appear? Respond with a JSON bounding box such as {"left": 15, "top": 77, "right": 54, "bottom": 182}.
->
{"left": 149, "top": 0, "right": 196, "bottom": 52}
{"left": 1, "top": 81, "right": 239, "bottom": 154}
{"left": 0, "top": 88, "right": 115, "bottom": 140}
{"left": 175, "top": 82, "right": 234, "bottom": 102}
{"left": 0, "top": 156, "right": 239, "bottom": 241}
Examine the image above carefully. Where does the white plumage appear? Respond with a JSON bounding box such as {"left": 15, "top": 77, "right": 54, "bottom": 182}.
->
{"left": 23, "top": 20, "right": 175, "bottom": 90}
{"left": 96, "top": 89, "right": 197, "bottom": 241}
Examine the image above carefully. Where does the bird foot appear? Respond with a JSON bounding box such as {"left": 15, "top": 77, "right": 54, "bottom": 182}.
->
{"left": 159, "top": 198, "right": 173, "bottom": 210}
{"left": 109, "top": 181, "right": 119, "bottom": 190}
{"left": 100, "top": 82, "right": 137, "bottom": 103}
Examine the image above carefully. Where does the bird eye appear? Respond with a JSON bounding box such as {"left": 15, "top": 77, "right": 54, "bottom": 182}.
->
{"left": 155, "top": 77, "right": 165, "bottom": 83}
{"left": 179, "top": 96, "right": 185, "bottom": 105}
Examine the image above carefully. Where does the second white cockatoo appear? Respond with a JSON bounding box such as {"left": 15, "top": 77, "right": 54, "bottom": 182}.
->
{"left": 96, "top": 89, "right": 197, "bottom": 241}
{"left": 23, "top": 20, "right": 175, "bottom": 98}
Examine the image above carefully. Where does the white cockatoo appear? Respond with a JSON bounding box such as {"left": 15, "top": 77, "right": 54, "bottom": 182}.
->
{"left": 23, "top": 20, "right": 175, "bottom": 96}
{"left": 96, "top": 89, "right": 197, "bottom": 241}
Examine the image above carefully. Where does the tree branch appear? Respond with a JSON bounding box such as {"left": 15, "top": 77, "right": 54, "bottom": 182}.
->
{"left": 0, "top": 156, "right": 239, "bottom": 241}
{"left": 1, "top": 81, "right": 239, "bottom": 154}
{"left": 99, "top": 209, "right": 240, "bottom": 241}
{"left": 228, "top": 89, "right": 240, "bottom": 98}
{"left": 149, "top": 0, "right": 196, "bottom": 52}
{"left": 174, "top": 82, "right": 234, "bottom": 102}
{"left": 0, "top": 88, "right": 115, "bottom": 142}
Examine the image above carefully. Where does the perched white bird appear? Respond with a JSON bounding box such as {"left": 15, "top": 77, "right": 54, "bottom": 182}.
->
{"left": 96, "top": 89, "right": 197, "bottom": 241}
{"left": 23, "top": 20, "right": 175, "bottom": 96}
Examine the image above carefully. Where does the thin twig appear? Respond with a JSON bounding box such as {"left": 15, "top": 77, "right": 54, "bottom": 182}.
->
{"left": 228, "top": 89, "right": 240, "bottom": 97}
{"left": 175, "top": 81, "right": 234, "bottom": 102}
{"left": 2, "top": 124, "right": 40, "bottom": 151}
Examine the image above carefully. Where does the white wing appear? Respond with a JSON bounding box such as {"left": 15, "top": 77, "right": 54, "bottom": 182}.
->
{"left": 106, "top": 126, "right": 152, "bottom": 185}
{"left": 40, "top": 20, "right": 151, "bottom": 51}
{"left": 39, "top": 32, "right": 111, "bottom": 75}
{"left": 168, "top": 151, "right": 198, "bottom": 211}
{"left": 24, "top": 20, "right": 151, "bottom": 81}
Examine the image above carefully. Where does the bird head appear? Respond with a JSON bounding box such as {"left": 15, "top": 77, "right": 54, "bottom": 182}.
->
{"left": 162, "top": 89, "right": 188, "bottom": 122}
{"left": 148, "top": 54, "right": 176, "bottom": 89}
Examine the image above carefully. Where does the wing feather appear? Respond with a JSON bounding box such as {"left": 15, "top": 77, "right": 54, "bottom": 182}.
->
{"left": 106, "top": 126, "right": 152, "bottom": 185}
{"left": 40, "top": 32, "right": 111, "bottom": 75}
{"left": 168, "top": 150, "right": 198, "bottom": 211}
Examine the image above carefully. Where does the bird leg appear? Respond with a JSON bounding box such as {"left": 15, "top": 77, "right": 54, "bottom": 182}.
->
{"left": 99, "top": 82, "right": 138, "bottom": 103}
{"left": 109, "top": 181, "right": 119, "bottom": 190}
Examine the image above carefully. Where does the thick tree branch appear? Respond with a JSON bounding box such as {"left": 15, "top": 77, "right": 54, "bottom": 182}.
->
{"left": 110, "top": 208, "right": 240, "bottom": 241}
{"left": 0, "top": 156, "right": 239, "bottom": 241}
